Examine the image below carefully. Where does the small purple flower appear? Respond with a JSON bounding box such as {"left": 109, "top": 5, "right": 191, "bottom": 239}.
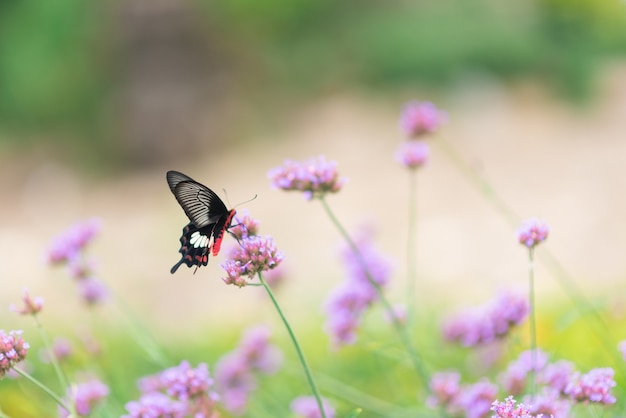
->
{"left": 215, "top": 353, "right": 256, "bottom": 415}
{"left": 491, "top": 396, "right": 540, "bottom": 418}
{"left": 499, "top": 349, "right": 549, "bottom": 395}
{"left": 517, "top": 218, "right": 549, "bottom": 249}
{"left": 525, "top": 388, "right": 571, "bottom": 418}
{"left": 268, "top": 156, "right": 348, "bottom": 200}
{"left": 78, "top": 278, "right": 108, "bottom": 305}
{"left": 231, "top": 209, "right": 260, "bottom": 240}
{"left": 40, "top": 337, "right": 73, "bottom": 363}
{"left": 538, "top": 360, "right": 575, "bottom": 393}
{"left": 237, "top": 326, "right": 283, "bottom": 374}
{"left": 60, "top": 379, "right": 109, "bottom": 417}
{"left": 427, "top": 371, "right": 461, "bottom": 409}
{"left": 443, "top": 291, "right": 528, "bottom": 347}
{"left": 290, "top": 396, "right": 336, "bottom": 418}
{"left": 11, "top": 288, "right": 44, "bottom": 316}
{"left": 123, "top": 392, "right": 187, "bottom": 418}
{"left": 564, "top": 367, "right": 616, "bottom": 404}
{"left": 395, "top": 140, "right": 429, "bottom": 169}
{"left": 45, "top": 218, "right": 101, "bottom": 264}
{"left": 221, "top": 235, "right": 284, "bottom": 287}
{"left": 453, "top": 378, "right": 498, "bottom": 418}
{"left": 134, "top": 361, "right": 219, "bottom": 417}
{"left": 0, "top": 330, "right": 29, "bottom": 378}
{"left": 399, "top": 101, "right": 445, "bottom": 137}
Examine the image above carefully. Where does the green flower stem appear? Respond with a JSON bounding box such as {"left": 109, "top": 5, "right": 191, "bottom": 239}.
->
{"left": 436, "top": 136, "right": 622, "bottom": 361}
{"left": 406, "top": 168, "right": 418, "bottom": 326}
{"left": 11, "top": 366, "right": 72, "bottom": 413}
{"left": 258, "top": 272, "right": 327, "bottom": 418}
{"left": 528, "top": 248, "right": 537, "bottom": 402}
{"left": 319, "top": 197, "right": 429, "bottom": 389}
{"left": 32, "top": 315, "right": 77, "bottom": 418}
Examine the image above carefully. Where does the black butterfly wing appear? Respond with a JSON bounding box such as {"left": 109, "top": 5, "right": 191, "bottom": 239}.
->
{"left": 166, "top": 170, "right": 229, "bottom": 228}
{"left": 170, "top": 223, "right": 214, "bottom": 274}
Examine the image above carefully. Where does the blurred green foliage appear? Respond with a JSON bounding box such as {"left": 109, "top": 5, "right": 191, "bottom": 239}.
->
{"left": 1, "top": 0, "right": 625, "bottom": 143}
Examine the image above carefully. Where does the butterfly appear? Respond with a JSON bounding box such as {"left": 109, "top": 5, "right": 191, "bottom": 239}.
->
{"left": 166, "top": 170, "right": 236, "bottom": 274}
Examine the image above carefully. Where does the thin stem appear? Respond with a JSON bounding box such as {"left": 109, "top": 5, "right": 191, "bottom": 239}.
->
{"left": 436, "top": 136, "right": 623, "bottom": 363}
{"left": 11, "top": 366, "right": 72, "bottom": 413}
{"left": 528, "top": 248, "right": 537, "bottom": 402}
{"left": 258, "top": 272, "right": 327, "bottom": 418}
{"left": 406, "top": 169, "right": 418, "bottom": 325}
{"left": 319, "top": 197, "right": 429, "bottom": 389}
{"left": 32, "top": 315, "right": 77, "bottom": 418}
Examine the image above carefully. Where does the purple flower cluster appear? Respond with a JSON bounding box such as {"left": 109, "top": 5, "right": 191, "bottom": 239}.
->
{"left": 290, "top": 395, "right": 336, "bottom": 418}
{"left": 230, "top": 209, "right": 260, "bottom": 240}
{"left": 563, "top": 368, "right": 616, "bottom": 405}
{"left": 428, "top": 372, "right": 497, "bottom": 418}
{"left": 500, "top": 349, "right": 550, "bottom": 395}
{"left": 221, "top": 235, "right": 284, "bottom": 287}
{"left": 268, "top": 155, "right": 348, "bottom": 200}
{"left": 395, "top": 140, "right": 429, "bottom": 170}
{"left": 45, "top": 219, "right": 108, "bottom": 305}
{"left": 40, "top": 337, "right": 73, "bottom": 363}
{"left": 124, "top": 361, "right": 219, "bottom": 418}
{"left": 399, "top": 101, "right": 446, "bottom": 137}
{"left": 323, "top": 228, "right": 393, "bottom": 347}
{"left": 11, "top": 288, "right": 44, "bottom": 316}
{"left": 516, "top": 218, "right": 549, "bottom": 249}
{"left": 0, "top": 330, "right": 29, "bottom": 378}
{"left": 491, "top": 396, "right": 544, "bottom": 418}
{"left": 45, "top": 218, "right": 101, "bottom": 264}
{"left": 60, "top": 379, "right": 109, "bottom": 417}
{"left": 442, "top": 291, "right": 529, "bottom": 346}
{"left": 215, "top": 326, "right": 283, "bottom": 415}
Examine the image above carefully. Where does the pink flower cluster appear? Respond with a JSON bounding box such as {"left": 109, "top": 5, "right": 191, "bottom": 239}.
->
{"left": 564, "top": 368, "right": 616, "bottom": 405}
{"left": 45, "top": 218, "right": 107, "bottom": 305}
{"left": 221, "top": 211, "right": 283, "bottom": 287}
{"left": 442, "top": 291, "right": 529, "bottom": 346}
{"left": 0, "top": 330, "right": 29, "bottom": 378}
{"left": 215, "top": 326, "right": 283, "bottom": 415}
{"left": 60, "top": 379, "right": 109, "bottom": 417}
{"left": 323, "top": 227, "right": 393, "bottom": 347}
{"left": 268, "top": 156, "right": 348, "bottom": 200}
{"left": 491, "top": 396, "right": 544, "bottom": 418}
{"left": 399, "top": 101, "right": 446, "bottom": 137}
{"left": 516, "top": 218, "right": 549, "bottom": 249}
{"left": 428, "top": 372, "right": 497, "bottom": 418}
{"left": 230, "top": 209, "right": 260, "bottom": 240}
{"left": 395, "top": 101, "right": 445, "bottom": 169}
{"left": 125, "top": 361, "right": 219, "bottom": 418}
{"left": 290, "top": 395, "right": 336, "bottom": 418}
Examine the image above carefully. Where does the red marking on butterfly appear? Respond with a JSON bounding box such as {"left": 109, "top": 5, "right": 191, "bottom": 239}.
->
{"left": 166, "top": 171, "right": 236, "bottom": 274}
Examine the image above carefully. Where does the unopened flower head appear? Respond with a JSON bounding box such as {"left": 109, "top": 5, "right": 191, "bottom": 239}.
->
{"left": 564, "top": 367, "right": 616, "bottom": 404}
{"left": 0, "top": 330, "right": 29, "bottom": 378}
{"left": 60, "top": 379, "right": 109, "bottom": 417}
{"left": 517, "top": 218, "right": 549, "bottom": 249}
{"left": 230, "top": 209, "right": 260, "bottom": 240}
{"left": 395, "top": 140, "right": 429, "bottom": 169}
{"left": 290, "top": 395, "right": 336, "bottom": 418}
{"left": 11, "top": 288, "right": 44, "bottom": 316}
{"left": 268, "top": 156, "right": 348, "bottom": 200}
{"left": 399, "top": 101, "right": 446, "bottom": 137}
{"left": 45, "top": 218, "right": 101, "bottom": 264}
{"left": 221, "top": 235, "right": 284, "bottom": 287}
